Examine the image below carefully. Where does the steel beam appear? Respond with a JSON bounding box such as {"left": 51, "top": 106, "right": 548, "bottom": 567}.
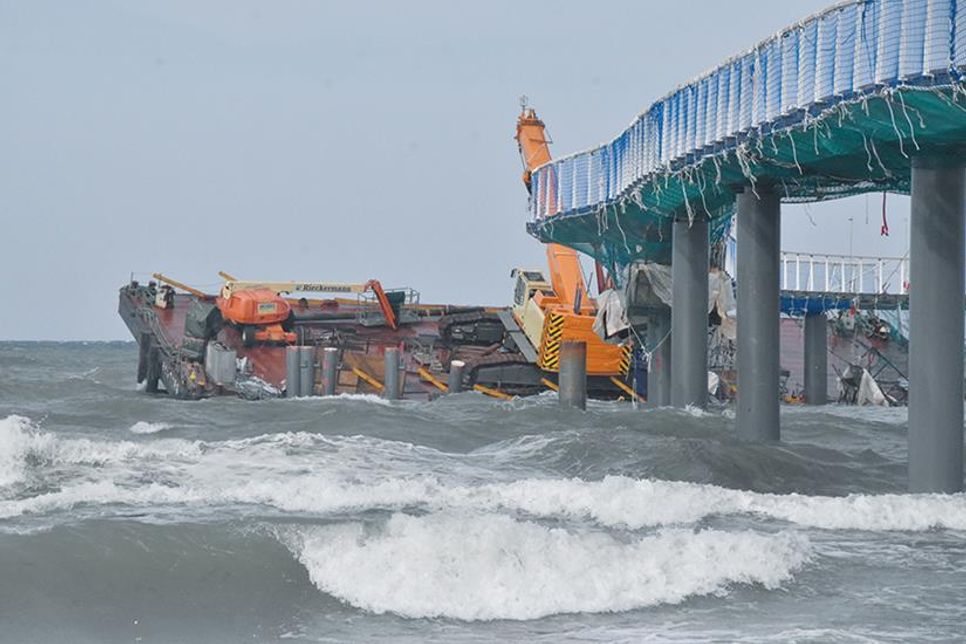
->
{"left": 908, "top": 159, "right": 966, "bottom": 493}
{"left": 803, "top": 313, "right": 828, "bottom": 405}
{"left": 671, "top": 218, "right": 709, "bottom": 408}
{"left": 736, "top": 187, "right": 781, "bottom": 441}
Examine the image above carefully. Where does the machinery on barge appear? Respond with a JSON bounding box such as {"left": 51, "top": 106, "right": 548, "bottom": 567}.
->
{"left": 118, "top": 269, "right": 636, "bottom": 400}
{"left": 117, "top": 105, "right": 644, "bottom": 401}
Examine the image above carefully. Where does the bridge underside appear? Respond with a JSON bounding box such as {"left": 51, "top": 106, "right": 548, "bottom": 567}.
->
{"left": 529, "top": 85, "right": 966, "bottom": 267}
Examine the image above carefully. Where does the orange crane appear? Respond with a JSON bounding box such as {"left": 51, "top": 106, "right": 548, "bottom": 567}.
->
{"left": 513, "top": 104, "right": 629, "bottom": 377}
{"left": 516, "top": 105, "right": 595, "bottom": 315}
{"left": 216, "top": 274, "right": 400, "bottom": 346}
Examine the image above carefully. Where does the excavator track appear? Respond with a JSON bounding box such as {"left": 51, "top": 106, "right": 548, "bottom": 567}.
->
{"left": 438, "top": 310, "right": 507, "bottom": 347}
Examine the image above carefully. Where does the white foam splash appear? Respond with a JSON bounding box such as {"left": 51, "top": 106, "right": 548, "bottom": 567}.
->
{"left": 128, "top": 421, "right": 172, "bottom": 435}
{"left": 0, "top": 415, "right": 39, "bottom": 488}
{"left": 454, "top": 477, "right": 966, "bottom": 532}
{"left": 3, "top": 416, "right": 965, "bottom": 533}
{"left": 284, "top": 393, "right": 393, "bottom": 406}
{"left": 285, "top": 513, "right": 810, "bottom": 620}
{"left": 330, "top": 393, "right": 394, "bottom": 405}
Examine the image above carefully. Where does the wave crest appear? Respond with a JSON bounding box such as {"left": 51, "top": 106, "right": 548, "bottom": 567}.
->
{"left": 285, "top": 513, "right": 810, "bottom": 620}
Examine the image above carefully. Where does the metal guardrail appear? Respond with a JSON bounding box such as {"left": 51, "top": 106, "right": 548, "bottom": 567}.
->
{"left": 780, "top": 251, "right": 908, "bottom": 294}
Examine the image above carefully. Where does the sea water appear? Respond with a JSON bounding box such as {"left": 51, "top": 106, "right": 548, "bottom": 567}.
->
{"left": 0, "top": 342, "right": 964, "bottom": 642}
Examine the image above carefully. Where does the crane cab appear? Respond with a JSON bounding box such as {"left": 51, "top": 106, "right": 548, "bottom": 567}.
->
{"left": 510, "top": 268, "right": 555, "bottom": 352}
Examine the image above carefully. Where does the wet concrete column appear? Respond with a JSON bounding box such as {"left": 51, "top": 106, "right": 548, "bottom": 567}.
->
{"left": 447, "top": 360, "right": 465, "bottom": 394}
{"left": 671, "top": 217, "right": 709, "bottom": 408}
{"left": 384, "top": 347, "right": 401, "bottom": 400}
{"left": 908, "top": 159, "right": 966, "bottom": 493}
{"left": 285, "top": 345, "right": 301, "bottom": 398}
{"left": 321, "top": 347, "right": 339, "bottom": 396}
{"left": 559, "top": 340, "right": 587, "bottom": 410}
{"left": 803, "top": 313, "right": 828, "bottom": 405}
{"left": 646, "top": 310, "right": 671, "bottom": 407}
{"left": 736, "top": 186, "right": 781, "bottom": 441}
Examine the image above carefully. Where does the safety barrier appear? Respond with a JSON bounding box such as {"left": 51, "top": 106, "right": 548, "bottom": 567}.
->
{"left": 530, "top": 0, "right": 966, "bottom": 227}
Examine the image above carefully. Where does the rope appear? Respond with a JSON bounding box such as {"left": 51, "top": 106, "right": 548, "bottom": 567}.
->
{"left": 880, "top": 192, "right": 890, "bottom": 236}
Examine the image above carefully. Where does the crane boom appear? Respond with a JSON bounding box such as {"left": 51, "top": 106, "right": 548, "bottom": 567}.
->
{"left": 515, "top": 107, "right": 591, "bottom": 313}
{"left": 221, "top": 277, "right": 398, "bottom": 329}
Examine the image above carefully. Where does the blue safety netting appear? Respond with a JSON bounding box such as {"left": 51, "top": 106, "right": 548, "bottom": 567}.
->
{"left": 528, "top": 0, "right": 966, "bottom": 269}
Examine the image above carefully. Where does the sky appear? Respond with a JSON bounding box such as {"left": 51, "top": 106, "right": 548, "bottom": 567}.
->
{"left": 0, "top": 0, "right": 912, "bottom": 340}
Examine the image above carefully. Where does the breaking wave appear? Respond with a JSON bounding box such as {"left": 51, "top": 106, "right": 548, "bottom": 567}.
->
{"left": 2, "top": 415, "right": 964, "bottom": 533}
{"left": 0, "top": 416, "right": 36, "bottom": 488}
{"left": 283, "top": 513, "right": 811, "bottom": 620}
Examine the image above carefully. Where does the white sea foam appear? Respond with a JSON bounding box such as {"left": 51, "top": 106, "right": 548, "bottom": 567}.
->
{"left": 3, "top": 415, "right": 965, "bottom": 533}
{"left": 455, "top": 477, "right": 966, "bottom": 532}
{"left": 284, "top": 393, "right": 393, "bottom": 406}
{"left": 285, "top": 513, "right": 810, "bottom": 620}
{"left": 128, "top": 421, "right": 172, "bottom": 434}
{"left": 330, "top": 393, "right": 394, "bottom": 405}
{"left": 0, "top": 415, "right": 38, "bottom": 488}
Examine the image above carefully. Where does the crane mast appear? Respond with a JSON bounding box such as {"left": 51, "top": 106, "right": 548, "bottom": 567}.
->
{"left": 515, "top": 107, "right": 593, "bottom": 314}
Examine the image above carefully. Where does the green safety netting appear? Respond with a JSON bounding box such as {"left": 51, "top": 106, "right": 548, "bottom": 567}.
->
{"left": 527, "top": 0, "right": 966, "bottom": 275}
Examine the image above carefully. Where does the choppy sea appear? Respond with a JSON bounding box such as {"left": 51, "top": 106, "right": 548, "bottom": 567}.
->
{"left": 1, "top": 342, "right": 964, "bottom": 643}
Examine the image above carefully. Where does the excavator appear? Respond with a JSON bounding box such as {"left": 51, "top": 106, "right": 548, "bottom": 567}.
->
{"left": 216, "top": 273, "right": 401, "bottom": 346}
{"left": 153, "top": 272, "right": 402, "bottom": 347}
{"left": 512, "top": 104, "right": 630, "bottom": 378}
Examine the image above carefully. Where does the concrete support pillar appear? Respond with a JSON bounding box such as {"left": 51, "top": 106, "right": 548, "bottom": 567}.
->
{"left": 285, "top": 345, "right": 301, "bottom": 398}
{"left": 646, "top": 310, "right": 671, "bottom": 407}
{"left": 803, "top": 313, "right": 828, "bottom": 405}
{"left": 448, "top": 360, "right": 465, "bottom": 394}
{"left": 299, "top": 347, "right": 315, "bottom": 397}
{"left": 908, "top": 159, "right": 965, "bottom": 493}
{"left": 671, "top": 218, "right": 709, "bottom": 408}
{"left": 736, "top": 187, "right": 781, "bottom": 441}
{"left": 384, "top": 347, "right": 401, "bottom": 400}
{"left": 559, "top": 340, "right": 587, "bottom": 410}
{"left": 321, "top": 347, "right": 339, "bottom": 396}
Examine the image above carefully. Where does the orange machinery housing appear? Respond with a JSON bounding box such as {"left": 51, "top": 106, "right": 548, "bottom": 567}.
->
{"left": 216, "top": 289, "right": 296, "bottom": 345}
{"left": 214, "top": 276, "right": 400, "bottom": 346}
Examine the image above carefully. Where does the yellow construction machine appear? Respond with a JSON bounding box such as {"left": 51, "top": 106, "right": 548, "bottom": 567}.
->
{"left": 514, "top": 105, "right": 630, "bottom": 377}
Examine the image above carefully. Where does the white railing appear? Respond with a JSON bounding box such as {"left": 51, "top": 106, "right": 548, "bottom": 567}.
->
{"left": 530, "top": 0, "right": 966, "bottom": 221}
{"left": 780, "top": 252, "right": 908, "bottom": 295}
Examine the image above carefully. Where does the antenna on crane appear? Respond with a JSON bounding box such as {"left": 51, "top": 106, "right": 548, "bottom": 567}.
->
{"left": 519, "top": 95, "right": 529, "bottom": 113}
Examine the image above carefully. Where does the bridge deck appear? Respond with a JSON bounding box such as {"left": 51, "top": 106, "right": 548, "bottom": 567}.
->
{"left": 528, "top": 0, "right": 966, "bottom": 267}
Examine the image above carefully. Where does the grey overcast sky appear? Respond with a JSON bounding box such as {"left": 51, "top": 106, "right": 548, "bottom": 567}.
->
{"left": 1, "top": 0, "right": 911, "bottom": 340}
